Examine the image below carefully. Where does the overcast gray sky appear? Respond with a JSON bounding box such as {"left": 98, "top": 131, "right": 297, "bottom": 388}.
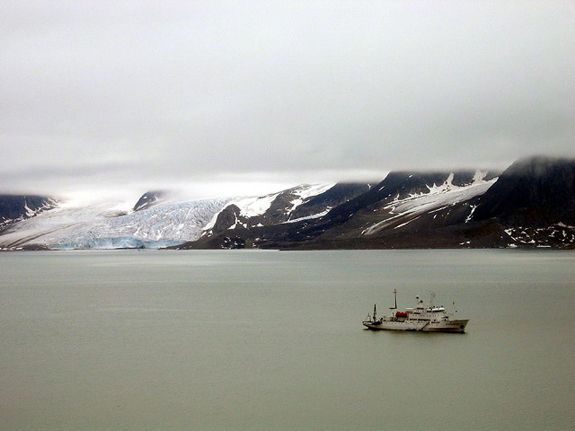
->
{"left": 1, "top": 1, "right": 574, "bottom": 200}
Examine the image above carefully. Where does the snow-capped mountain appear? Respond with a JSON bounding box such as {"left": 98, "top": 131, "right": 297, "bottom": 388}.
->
{"left": 0, "top": 195, "right": 57, "bottom": 231}
{"left": 203, "top": 183, "right": 345, "bottom": 234}
{"left": 178, "top": 157, "right": 575, "bottom": 249}
{"left": 195, "top": 183, "right": 371, "bottom": 248}
{"left": 0, "top": 193, "right": 227, "bottom": 250}
{"left": 359, "top": 172, "right": 497, "bottom": 235}
{"left": 321, "top": 157, "right": 575, "bottom": 249}
{"left": 2, "top": 156, "right": 574, "bottom": 250}
{"left": 321, "top": 170, "right": 499, "bottom": 238}
{"left": 463, "top": 156, "right": 575, "bottom": 248}
{"left": 179, "top": 171, "right": 502, "bottom": 249}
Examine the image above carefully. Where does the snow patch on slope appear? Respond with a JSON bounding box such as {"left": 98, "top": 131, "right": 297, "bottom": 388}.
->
{"left": 287, "top": 183, "right": 335, "bottom": 215}
{"left": 233, "top": 192, "right": 282, "bottom": 218}
{"left": 283, "top": 208, "right": 331, "bottom": 224}
{"left": 503, "top": 224, "right": 575, "bottom": 247}
{"left": 362, "top": 173, "right": 497, "bottom": 235}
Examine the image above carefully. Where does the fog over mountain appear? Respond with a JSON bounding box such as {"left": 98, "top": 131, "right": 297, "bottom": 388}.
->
{"left": 1, "top": 1, "right": 574, "bottom": 199}
{"left": 2, "top": 156, "right": 574, "bottom": 251}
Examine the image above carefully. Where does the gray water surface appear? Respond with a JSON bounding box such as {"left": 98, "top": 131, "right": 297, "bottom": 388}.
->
{"left": 1, "top": 250, "right": 574, "bottom": 431}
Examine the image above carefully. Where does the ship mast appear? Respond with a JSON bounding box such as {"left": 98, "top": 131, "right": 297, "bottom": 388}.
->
{"left": 373, "top": 304, "right": 377, "bottom": 322}
{"left": 390, "top": 289, "right": 397, "bottom": 310}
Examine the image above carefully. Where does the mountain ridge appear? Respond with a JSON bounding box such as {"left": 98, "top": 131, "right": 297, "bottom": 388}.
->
{"left": 1, "top": 156, "right": 574, "bottom": 250}
{"left": 178, "top": 156, "right": 575, "bottom": 250}
{"left": 0, "top": 195, "right": 56, "bottom": 232}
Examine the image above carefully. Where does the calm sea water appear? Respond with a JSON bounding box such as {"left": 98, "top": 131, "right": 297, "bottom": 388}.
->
{"left": 0, "top": 250, "right": 574, "bottom": 431}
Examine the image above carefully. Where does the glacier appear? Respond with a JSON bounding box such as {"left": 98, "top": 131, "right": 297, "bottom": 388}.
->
{"left": 362, "top": 173, "right": 498, "bottom": 235}
{"left": 0, "top": 197, "right": 228, "bottom": 250}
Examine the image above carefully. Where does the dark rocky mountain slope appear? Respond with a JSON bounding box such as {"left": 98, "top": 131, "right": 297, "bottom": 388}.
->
{"left": 472, "top": 156, "right": 575, "bottom": 225}
{"left": 0, "top": 195, "right": 56, "bottom": 232}
{"left": 179, "top": 156, "right": 575, "bottom": 249}
{"left": 178, "top": 171, "right": 499, "bottom": 249}
{"left": 186, "top": 183, "right": 370, "bottom": 249}
{"left": 133, "top": 190, "right": 167, "bottom": 211}
{"left": 3, "top": 156, "right": 573, "bottom": 250}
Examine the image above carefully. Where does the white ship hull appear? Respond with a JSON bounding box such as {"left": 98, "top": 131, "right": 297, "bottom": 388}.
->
{"left": 363, "top": 319, "right": 468, "bottom": 333}
{"left": 362, "top": 292, "right": 469, "bottom": 333}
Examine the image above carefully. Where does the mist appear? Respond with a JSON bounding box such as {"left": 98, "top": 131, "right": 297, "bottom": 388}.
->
{"left": 1, "top": 1, "right": 574, "bottom": 199}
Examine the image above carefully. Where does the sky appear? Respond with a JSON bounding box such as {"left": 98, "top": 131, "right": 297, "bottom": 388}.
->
{"left": 1, "top": 1, "right": 574, "bottom": 202}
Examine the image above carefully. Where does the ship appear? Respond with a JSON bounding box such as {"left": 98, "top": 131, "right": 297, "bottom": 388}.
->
{"left": 362, "top": 290, "right": 469, "bottom": 333}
